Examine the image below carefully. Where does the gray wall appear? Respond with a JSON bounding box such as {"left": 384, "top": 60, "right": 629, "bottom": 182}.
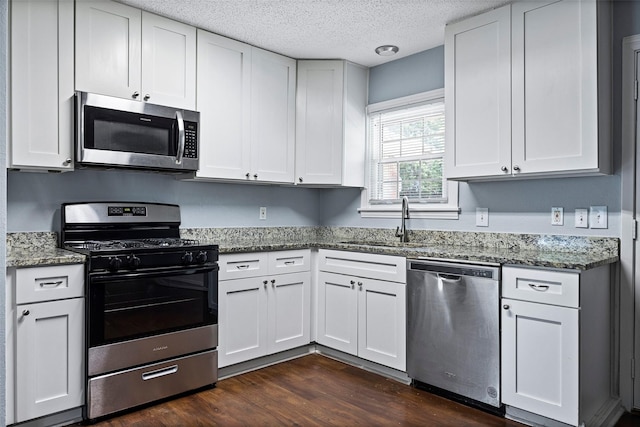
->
{"left": 319, "top": 2, "right": 640, "bottom": 238}
{"left": 368, "top": 46, "right": 444, "bottom": 104}
{"left": 8, "top": 169, "right": 321, "bottom": 231}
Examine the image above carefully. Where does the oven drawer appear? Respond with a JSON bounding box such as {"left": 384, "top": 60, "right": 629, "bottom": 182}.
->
{"left": 87, "top": 349, "right": 218, "bottom": 420}
{"left": 16, "top": 264, "right": 84, "bottom": 304}
{"left": 219, "top": 253, "right": 269, "bottom": 280}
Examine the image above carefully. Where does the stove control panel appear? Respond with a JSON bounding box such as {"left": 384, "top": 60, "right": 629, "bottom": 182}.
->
{"left": 108, "top": 206, "right": 147, "bottom": 216}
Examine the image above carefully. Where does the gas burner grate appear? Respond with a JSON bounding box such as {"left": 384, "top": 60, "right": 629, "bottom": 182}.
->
{"left": 83, "top": 240, "right": 146, "bottom": 251}
{"left": 140, "top": 238, "right": 200, "bottom": 247}
{"left": 80, "top": 238, "right": 202, "bottom": 251}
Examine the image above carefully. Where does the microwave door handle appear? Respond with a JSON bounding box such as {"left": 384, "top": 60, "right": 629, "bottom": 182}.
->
{"left": 175, "top": 110, "right": 185, "bottom": 165}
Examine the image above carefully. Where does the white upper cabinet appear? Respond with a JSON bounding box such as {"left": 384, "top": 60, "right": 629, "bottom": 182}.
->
{"left": 444, "top": 5, "right": 511, "bottom": 179}
{"left": 195, "top": 31, "right": 252, "bottom": 180}
{"left": 75, "top": 0, "right": 196, "bottom": 109}
{"left": 511, "top": 0, "right": 605, "bottom": 175}
{"left": 10, "top": 0, "right": 75, "bottom": 171}
{"left": 195, "top": 30, "right": 296, "bottom": 183}
{"left": 445, "top": 0, "right": 610, "bottom": 180}
{"left": 295, "top": 60, "right": 368, "bottom": 187}
{"left": 250, "top": 48, "right": 296, "bottom": 183}
{"left": 75, "top": 1, "right": 141, "bottom": 100}
{"left": 141, "top": 12, "right": 196, "bottom": 109}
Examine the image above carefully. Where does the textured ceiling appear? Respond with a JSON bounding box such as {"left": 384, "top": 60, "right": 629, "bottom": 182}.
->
{"left": 118, "top": 0, "right": 509, "bottom": 67}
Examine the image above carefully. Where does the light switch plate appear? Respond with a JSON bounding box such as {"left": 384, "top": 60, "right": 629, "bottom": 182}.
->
{"left": 259, "top": 206, "right": 267, "bottom": 220}
{"left": 574, "top": 208, "right": 588, "bottom": 228}
{"left": 476, "top": 208, "right": 489, "bottom": 227}
{"left": 551, "top": 207, "right": 563, "bottom": 226}
{"left": 590, "top": 206, "right": 607, "bottom": 229}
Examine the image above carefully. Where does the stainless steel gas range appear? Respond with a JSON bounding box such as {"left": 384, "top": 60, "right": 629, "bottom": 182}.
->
{"left": 61, "top": 202, "right": 219, "bottom": 420}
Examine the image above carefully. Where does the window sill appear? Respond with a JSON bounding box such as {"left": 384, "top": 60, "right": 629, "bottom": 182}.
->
{"left": 358, "top": 205, "right": 460, "bottom": 219}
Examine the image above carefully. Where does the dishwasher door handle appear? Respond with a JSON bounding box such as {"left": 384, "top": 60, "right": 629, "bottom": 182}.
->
{"left": 438, "top": 273, "right": 462, "bottom": 282}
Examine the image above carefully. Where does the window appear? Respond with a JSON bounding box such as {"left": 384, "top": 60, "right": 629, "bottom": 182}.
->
{"left": 359, "top": 89, "right": 459, "bottom": 219}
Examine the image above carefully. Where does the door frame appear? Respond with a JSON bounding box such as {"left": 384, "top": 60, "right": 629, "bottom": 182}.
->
{"left": 620, "top": 34, "right": 640, "bottom": 410}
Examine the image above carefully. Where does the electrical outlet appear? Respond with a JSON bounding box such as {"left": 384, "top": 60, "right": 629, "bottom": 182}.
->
{"left": 590, "top": 206, "right": 607, "bottom": 229}
{"left": 476, "top": 208, "right": 489, "bottom": 227}
{"left": 574, "top": 208, "right": 588, "bottom": 228}
{"left": 551, "top": 207, "right": 563, "bottom": 226}
{"left": 259, "top": 206, "right": 267, "bottom": 220}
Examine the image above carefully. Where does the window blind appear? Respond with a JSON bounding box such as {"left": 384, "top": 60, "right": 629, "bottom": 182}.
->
{"left": 368, "top": 99, "right": 446, "bottom": 204}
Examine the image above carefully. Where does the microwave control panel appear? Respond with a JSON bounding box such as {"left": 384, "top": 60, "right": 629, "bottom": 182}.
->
{"left": 184, "top": 122, "right": 198, "bottom": 158}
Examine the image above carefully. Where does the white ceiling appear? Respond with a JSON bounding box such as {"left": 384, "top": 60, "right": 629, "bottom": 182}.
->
{"left": 118, "top": 0, "right": 510, "bottom": 67}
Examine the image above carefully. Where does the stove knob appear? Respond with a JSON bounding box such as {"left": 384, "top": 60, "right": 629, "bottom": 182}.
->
{"left": 108, "top": 257, "right": 123, "bottom": 272}
{"left": 182, "top": 251, "right": 194, "bottom": 264}
{"left": 128, "top": 254, "right": 141, "bottom": 269}
{"left": 196, "top": 251, "right": 208, "bottom": 264}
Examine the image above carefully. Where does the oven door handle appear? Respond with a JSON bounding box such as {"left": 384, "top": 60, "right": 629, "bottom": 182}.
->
{"left": 90, "top": 265, "right": 218, "bottom": 282}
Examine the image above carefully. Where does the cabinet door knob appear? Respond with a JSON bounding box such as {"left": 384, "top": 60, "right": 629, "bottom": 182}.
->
{"left": 357, "top": 281, "right": 363, "bottom": 287}
{"left": 271, "top": 279, "right": 276, "bottom": 286}
{"left": 64, "top": 158, "right": 72, "bottom": 166}
{"left": 298, "top": 177, "right": 303, "bottom": 183}
{"left": 513, "top": 165, "right": 521, "bottom": 172}
{"left": 132, "top": 91, "right": 140, "bottom": 99}
{"left": 501, "top": 166, "right": 509, "bottom": 173}
{"left": 143, "top": 94, "right": 151, "bottom": 101}
{"left": 246, "top": 173, "right": 250, "bottom": 178}
{"left": 503, "top": 304, "right": 510, "bottom": 310}
{"left": 22, "top": 309, "right": 30, "bottom": 316}
{"left": 254, "top": 174, "right": 259, "bottom": 179}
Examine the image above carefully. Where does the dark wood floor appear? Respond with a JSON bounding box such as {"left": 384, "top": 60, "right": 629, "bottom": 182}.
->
{"left": 84, "top": 354, "right": 639, "bottom": 426}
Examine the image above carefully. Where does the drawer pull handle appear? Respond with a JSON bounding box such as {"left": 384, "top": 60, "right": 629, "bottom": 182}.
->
{"left": 284, "top": 261, "right": 296, "bottom": 265}
{"left": 528, "top": 284, "right": 550, "bottom": 292}
{"left": 39, "top": 280, "right": 63, "bottom": 288}
{"left": 22, "top": 309, "right": 30, "bottom": 316}
{"left": 503, "top": 304, "right": 510, "bottom": 310}
{"left": 142, "top": 365, "right": 178, "bottom": 381}
{"left": 236, "top": 264, "right": 250, "bottom": 270}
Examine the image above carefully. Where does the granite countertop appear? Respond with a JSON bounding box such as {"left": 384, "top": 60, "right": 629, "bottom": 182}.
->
{"left": 206, "top": 226, "right": 619, "bottom": 270}
{"left": 6, "top": 232, "right": 86, "bottom": 268}
{"left": 6, "top": 228, "right": 620, "bottom": 271}
{"left": 215, "top": 240, "right": 616, "bottom": 270}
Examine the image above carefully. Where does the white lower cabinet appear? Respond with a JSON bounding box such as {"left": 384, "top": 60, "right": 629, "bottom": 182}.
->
{"left": 501, "top": 265, "right": 611, "bottom": 427}
{"left": 218, "top": 250, "right": 311, "bottom": 367}
{"left": 317, "top": 250, "right": 406, "bottom": 371}
{"left": 6, "top": 264, "right": 85, "bottom": 425}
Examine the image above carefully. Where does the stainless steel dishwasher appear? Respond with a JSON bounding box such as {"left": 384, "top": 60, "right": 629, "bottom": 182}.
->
{"left": 407, "top": 259, "right": 501, "bottom": 412}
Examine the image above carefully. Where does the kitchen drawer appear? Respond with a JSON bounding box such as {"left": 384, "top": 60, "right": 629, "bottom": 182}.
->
{"left": 219, "top": 252, "right": 268, "bottom": 281}
{"left": 502, "top": 266, "right": 579, "bottom": 308}
{"left": 268, "top": 250, "right": 310, "bottom": 275}
{"left": 15, "top": 264, "right": 84, "bottom": 304}
{"left": 318, "top": 249, "right": 406, "bottom": 283}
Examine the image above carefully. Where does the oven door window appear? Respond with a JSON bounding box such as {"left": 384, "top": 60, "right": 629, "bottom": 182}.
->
{"left": 89, "top": 267, "right": 217, "bottom": 347}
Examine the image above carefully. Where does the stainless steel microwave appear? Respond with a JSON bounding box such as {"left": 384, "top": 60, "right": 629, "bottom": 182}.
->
{"left": 76, "top": 92, "right": 200, "bottom": 172}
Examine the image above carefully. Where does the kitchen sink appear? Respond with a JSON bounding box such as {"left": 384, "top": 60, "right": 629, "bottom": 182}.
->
{"left": 338, "top": 240, "right": 429, "bottom": 248}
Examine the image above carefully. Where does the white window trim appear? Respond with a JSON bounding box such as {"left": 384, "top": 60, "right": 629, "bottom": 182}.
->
{"left": 359, "top": 88, "right": 460, "bottom": 219}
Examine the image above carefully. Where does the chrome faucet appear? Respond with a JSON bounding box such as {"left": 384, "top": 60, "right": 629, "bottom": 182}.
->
{"left": 395, "top": 196, "right": 410, "bottom": 242}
